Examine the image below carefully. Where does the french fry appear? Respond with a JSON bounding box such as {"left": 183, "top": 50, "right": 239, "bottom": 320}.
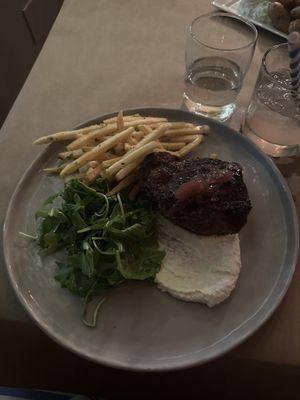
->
{"left": 121, "top": 117, "right": 168, "bottom": 127}
{"left": 112, "top": 116, "right": 168, "bottom": 124}
{"left": 85, "top": 163, "right": 104, "bottom": 183}
{"left": 124, "top": 143, "right": 134, "bottom": 151}
{"left": 176, "top": 136, "right": 203, "bottom": 157}
{"left": 115, "top": 158, "right": 143, "bottom": 181}
{"left": 142, "top": 117, "right": 169, "bottom": 122}
{"left": 43, "top": 166, "right": 63, "bottom": 174}
{"left": 154, "top": 141, "right": 166, "bottom": 151}
{"left": 114, "top": 142, "right": 124, "bottom": 155}
{"left": 60, "top": 127, "right": 134, "bottom": 177}
{"left": 82, "top": 146, "right": 94, "bottom": 152}
{"left": 138, "top": 125, "right": 152, "bottom": 135}
{"left": 64, "top": 171, "right": 86, "bottom": 183}
{"left": 128, "top": 135, "right": 138, "bottom": 145}
{"left": 79, "top": 165, "right": 90, "bottom": 174}
{"left": 76, "top": 124, "right": 102, "bottom": 134}
{"left": 198, "top": 125, "right": 210, "bottom": 134}
{"left": 106, "top": 174, "right": 137, "bottom": 196}
{"left": 92, "top": 151, "right": 110, "bottom": 162}
{"left": 106, "top": 141, "right": 159, "bottom": 178}
{"left": 86, "top": 167, "right": 94, "bottom": 175}
{"left": 67, "top": 125, "right": 117, "bottom": 151}
{"left": 34, "top": 132, "right": 81, "bottom": 144}
{"left": 160, "top": 142, "right": 186, "bottom": 151}
{"left": 33, "top": 124, "right": 100, "bottom": 144}
{"left": 58, "top": 151, "right": 71, "bottom": 160}
{"left": 102, "top": 156, "right": 122, "bottom": 168}
{"left": 131, "top": 131, "right": 145, "bottom": 140}
{"left": 103, "top": 114, "right": 141, "bottom": 124}
{"left": 70, "top": 149, "right": 84, "bottom": 158}
{"left": 164, "top": 125, "right": 209, "bottom": 137}
{"left": 169, "top": 134, "right": 199, "bottom": 143}
{"left": 88, "top": 161, "right": 99, "bottom": 168}
{"left": 58, "top": 149, "right": 84, "bottom": 159}
{"left": 149, "top": 122, "right": 194, "bottom": 130}
{"left": 129, "top": 183, "right": 140, "bottom": 201}
{"left": 124, "top": 123, "right": 172, "bottom": 155}
{"left": 117, "top": 110, "right": 124, "bottom": 131}
{"left": 118, "top": 115, "right": 168, "bottom": 124}
{"left": 153, "top": 148, "right": 175, "bottom": 156}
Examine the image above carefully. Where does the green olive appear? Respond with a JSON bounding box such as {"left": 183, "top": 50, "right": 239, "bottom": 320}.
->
{"left": 271, "top": 0, "right": 299, "bottom": 11}
{"left": 271, "top": 0, "right": 297, "bottom": 11}
{"left": 289, "top": 18, "right": 300, "bottom": 32}
{"left": 291, "top": 5, "right": 300, "bottom": 18}
{"left": 268, "top": 2, "right": 291, "bottom": 33}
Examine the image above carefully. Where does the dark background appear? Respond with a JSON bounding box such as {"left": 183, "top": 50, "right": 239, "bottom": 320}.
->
{"left": 1, "top": 1, "right": 300, "bottom": 398}
{"left": 1, "top": 318, "right": 300, "bottom": 399}
{"left": 0, "top": 0, "right": 64, "bottom": 127}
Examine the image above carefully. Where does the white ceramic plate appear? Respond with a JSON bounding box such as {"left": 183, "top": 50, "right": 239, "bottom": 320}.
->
{"left": 3, "top": 108, "right": 298, "bottom": 371}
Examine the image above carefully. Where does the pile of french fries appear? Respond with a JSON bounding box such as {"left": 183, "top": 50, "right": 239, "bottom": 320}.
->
{"left": 33, "top": 112, "right": 210, "bottom": 198}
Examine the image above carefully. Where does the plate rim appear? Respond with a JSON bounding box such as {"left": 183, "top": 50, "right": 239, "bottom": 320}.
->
{"left": 3, "top": 107, "right": 298, "bottom": 371}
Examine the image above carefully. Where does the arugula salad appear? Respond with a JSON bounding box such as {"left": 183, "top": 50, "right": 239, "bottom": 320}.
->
{"left": 33, "top": 178, "right": 165, "bottom": 326}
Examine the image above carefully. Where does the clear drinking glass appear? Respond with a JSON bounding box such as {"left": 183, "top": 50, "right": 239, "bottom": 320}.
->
{"left": 243, "top": 43, "right": 300, "bottom": 157}
{"left": 183, "top": 12, "right": 257, "bottom": 122}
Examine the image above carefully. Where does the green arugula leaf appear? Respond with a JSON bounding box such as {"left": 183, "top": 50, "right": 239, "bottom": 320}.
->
{"left": 116, "top": 246, "right": 165, "bottom": 280}
{"left": 107, "top": 223, "right": 147, "bottom": 240}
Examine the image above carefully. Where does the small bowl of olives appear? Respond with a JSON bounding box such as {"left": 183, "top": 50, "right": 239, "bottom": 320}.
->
{"left": 268, "top": 0, "right": 300, "bottom": 33}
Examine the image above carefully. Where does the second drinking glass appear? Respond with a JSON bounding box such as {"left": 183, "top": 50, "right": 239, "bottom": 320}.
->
{"left": 183, "top": 12, "right": 257, "bottom": 122}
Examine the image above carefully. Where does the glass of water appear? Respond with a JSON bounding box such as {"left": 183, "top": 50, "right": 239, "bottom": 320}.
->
{"left": 243, "top": 43, "right": 300, "bottom": 157}
{"left": 183, "top": 12, "right": 257, "bottom": 122}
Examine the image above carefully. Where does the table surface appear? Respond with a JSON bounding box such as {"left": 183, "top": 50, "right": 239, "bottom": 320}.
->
{"left": 1, "top": 0, "right": 300, "bottom": 370}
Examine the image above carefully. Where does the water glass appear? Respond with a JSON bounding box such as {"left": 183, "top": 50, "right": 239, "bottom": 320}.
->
{"left": 243, "top": 43, "right": 300, "bottom": 157}
{"left": 183, "top": 12, "right": 257, "bottom": 122}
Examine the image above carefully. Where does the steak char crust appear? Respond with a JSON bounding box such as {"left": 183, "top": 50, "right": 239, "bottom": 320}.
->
{"left": 139, "top": 152, "right": 251, "bottom": 235}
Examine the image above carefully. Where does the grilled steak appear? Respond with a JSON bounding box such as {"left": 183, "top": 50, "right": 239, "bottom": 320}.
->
{"left": 139, "top": 152, "right": 251, "bottom": 235}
